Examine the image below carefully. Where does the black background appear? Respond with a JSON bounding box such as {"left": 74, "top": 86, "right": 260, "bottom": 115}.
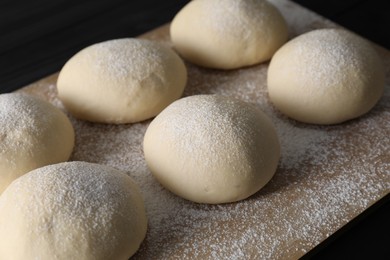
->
{"left": 1, "top": 0, "right": 389, "bottom": 259}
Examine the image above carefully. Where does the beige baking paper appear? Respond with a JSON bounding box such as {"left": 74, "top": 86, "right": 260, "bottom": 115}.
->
{"left": 18, "top": 0, "right": 389, "bottom": 259}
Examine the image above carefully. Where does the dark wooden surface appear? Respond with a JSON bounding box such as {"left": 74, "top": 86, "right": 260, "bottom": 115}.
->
{"left": 1, "top": 0, "right": 389, "bottom": 258}
{"left": 0, "top": 0, "right": 191, "bottom": 93}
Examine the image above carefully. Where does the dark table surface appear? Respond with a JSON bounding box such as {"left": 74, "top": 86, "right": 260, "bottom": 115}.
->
{"left": 1, "top": 0, "right": 389, "bottom": 259}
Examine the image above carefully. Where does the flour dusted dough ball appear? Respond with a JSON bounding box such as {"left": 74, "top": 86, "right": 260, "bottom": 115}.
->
{"left": 267, "top": 28, "right": 385, "bottom": 124}
{"left": 143, "top": 95, "right": 280, "bottom": 204}
{"left": 0, "top": 161, "right": 147, "bottom": 260}
{"left": 0, "top": 93, "right": 74, "bottom": 194}
{"left": 170, "top": 0, "right": 288, "bottom": 69}
{"left": 57, "top": 38, "right": 187, "bottom": 123}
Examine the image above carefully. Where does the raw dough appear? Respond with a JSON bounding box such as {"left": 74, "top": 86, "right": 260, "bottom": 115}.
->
{"left": 57, "top": 38, "right": 187, "bottom": 123}
{"left": 143, "top": 95, "right": 280, "bottom": 204}
{"left": 0, "top": 161, "right": 147, "bottom": 260}
{"left": 0, "top": 93, "right": 74, "bottom": 194}
{"left": 170, "top": 0, "right": 288, "bottom": 69}
{"left": 267, "top": 28, "right": 385, "bottom": 124}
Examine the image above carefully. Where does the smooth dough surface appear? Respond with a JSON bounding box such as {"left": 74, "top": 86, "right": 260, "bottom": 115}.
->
{"left": 0, "top": 161, "right": 147, "bottom": 260}
{"left": 170, "top": 0, "right": 288, "bottom": 69}
{"left": 267, "top": 28, "right": 385, "bottom": 124}
{"left": 143, "top": 95, "right": 280, "bottom": 204}
{"left": 0, "top": 93, "right": 74, "bottom": 194}
{"left": 57, "top": 38, "right": 187, "bottom": 123}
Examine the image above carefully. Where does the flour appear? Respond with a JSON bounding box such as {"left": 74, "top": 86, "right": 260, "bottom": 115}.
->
{"left": 17, "top": 0, "right": 390, "bottom": 258}
{"left": 43, "top": 50, "right": 389, "bottom": 258}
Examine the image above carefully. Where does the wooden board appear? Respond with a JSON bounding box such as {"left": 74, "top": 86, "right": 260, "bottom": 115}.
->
{"left": 17, "top": 0, "right": 390, "bottom": 259}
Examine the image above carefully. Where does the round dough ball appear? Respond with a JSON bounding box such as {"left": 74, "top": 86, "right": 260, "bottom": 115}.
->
{"left": 170, "top": 0, "right": 288, "bottom": 69}
{"left": 143, "top": 95, "right": 280, "bottom": 204}
{"left": 267, "top": 28, "right": 385, "bottom": 124}
{"left": 0, "top": 93, "right": 74, "bottom": 194}
{"left": 0, "top": 161, "right": 147, "bottom": 260}
{"left": 57, "top": 38, "right": 187, "bottom": 123}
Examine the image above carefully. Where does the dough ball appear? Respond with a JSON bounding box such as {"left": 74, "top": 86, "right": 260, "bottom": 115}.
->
{"left": 143, "top": 95, "right": 280, "bottom": 204}
{"left": 0, "top": 161, "right": 147, "bottom": 260}
{"left": 57, "top": 38, "right": 187, "bottom": 123}
{"left": 170, "top": 0, "right": 288, "bottom": 69}
{"left": 267, "top": 28, "right": 385, "bottom": 124}
{"left": 0, "top": 93, "right": 74, "bottom": 194}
